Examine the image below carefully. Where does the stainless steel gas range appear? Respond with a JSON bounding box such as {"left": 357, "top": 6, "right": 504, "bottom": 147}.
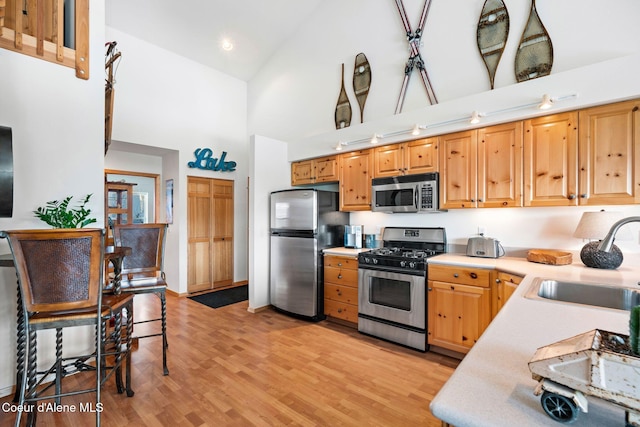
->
{"left": 358, "top": 227, "right": 446, "bottom": 351}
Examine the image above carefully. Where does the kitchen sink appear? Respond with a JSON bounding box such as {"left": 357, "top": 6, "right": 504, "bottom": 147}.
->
{"left": 525, "top": 277, "right": 640, "bottom": 311}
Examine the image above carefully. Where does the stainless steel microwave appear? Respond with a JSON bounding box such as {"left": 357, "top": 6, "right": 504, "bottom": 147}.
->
{"left": 371, "top": 172, "right": 441, "bottom": 213}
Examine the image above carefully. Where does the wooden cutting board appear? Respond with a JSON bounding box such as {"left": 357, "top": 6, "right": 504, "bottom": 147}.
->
{"left": 527, "top": 249, "right": 572, "bottom": 265}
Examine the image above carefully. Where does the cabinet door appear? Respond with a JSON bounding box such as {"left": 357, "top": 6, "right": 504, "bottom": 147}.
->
{"left": 373, "top": 144, "right": 404, "bottom": 177}
{"left": 578, "top": 99, "right": 640, "bottom": 205}
{"left": 439, "top": 130, "right": 477, "bottom": 209}
{"left": 315, "top": 156, "right": 339, "bottom": 183}
{"left": 492, "top": 271, "right": 523, "bottom": 317}
{"left": 428, "top": 280, "right": 492, "bottom": 354}
{"left": 405, "top": 137, "right": 438, "bottom": 174}
{"left": 339, "top": 149, "right": 373, "bottom": 211}
{"left": 291, "top": 160, "right": 314, "bottom": 186}
{"left": 524, "top": 112, "right": 578, "bottom": 206}
{"left": 477, "top": 122, "right": 523, "bottom": 208}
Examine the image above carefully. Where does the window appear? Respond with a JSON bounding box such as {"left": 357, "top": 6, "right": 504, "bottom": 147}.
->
{"left": 0, "top": 0, "right": 89, "bottom": 79}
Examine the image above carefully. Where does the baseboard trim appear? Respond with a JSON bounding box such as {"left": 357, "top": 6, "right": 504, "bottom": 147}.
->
{"left": 247, "top": 304, "right": 271, "bottom": 314}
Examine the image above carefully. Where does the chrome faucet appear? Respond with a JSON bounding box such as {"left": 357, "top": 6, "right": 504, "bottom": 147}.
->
{"left": 597, "top": 216, "right": 640, "bottom": 252}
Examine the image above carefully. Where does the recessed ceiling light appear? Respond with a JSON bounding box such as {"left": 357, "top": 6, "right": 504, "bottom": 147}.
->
{"left": 221, "top": 38, "right": 234, "bottom": 51}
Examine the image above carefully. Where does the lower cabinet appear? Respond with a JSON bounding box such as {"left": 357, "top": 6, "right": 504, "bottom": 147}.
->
{"left": 427, "top": 264, "right": 493, "bottom": 354}
{"left": 492, "top": 271, "right": 523, "bottom": 317}
{"left": 324, "top": 254, "right": 359, "bottom": 326}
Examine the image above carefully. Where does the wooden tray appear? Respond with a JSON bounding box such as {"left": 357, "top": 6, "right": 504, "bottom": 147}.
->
{"left": 527, "top": 249, "right": 572, "bottom": 265}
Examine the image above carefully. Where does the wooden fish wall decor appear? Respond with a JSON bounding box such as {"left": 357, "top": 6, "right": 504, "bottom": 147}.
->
{"left": 515, "top": 0, "right": 553, "bottom": 82}
{"left": 335, "top": 63, "right": 352, "bottom": 129}
{"left": 477, "top": 0, "right": 510, "bottom": 89}
{"left": 352, "top": 53, "right": 372, "bottom": 123}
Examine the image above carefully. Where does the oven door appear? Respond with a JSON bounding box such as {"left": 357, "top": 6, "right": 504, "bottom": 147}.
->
{"left": 358, "top": 267, "right": 425, "bottom": 329}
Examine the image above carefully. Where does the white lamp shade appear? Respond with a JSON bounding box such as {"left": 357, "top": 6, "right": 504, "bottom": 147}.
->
{"left": 573, "top": 211, "right": 626, "bottom": 240}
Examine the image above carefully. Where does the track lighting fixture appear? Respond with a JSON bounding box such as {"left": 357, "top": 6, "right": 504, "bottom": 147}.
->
{"left": 470, "top": 111, "right": 481, "bottom": 124}
{"left": 538, "top": 93, "right": 553, "bottom": 110}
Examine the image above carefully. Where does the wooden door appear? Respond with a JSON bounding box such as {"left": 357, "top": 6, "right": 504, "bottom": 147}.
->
{"left": 405, "top": 137, "right": 438, "bottom": 174}
{"left": 477, "top": 122, "right": 523, "bottom": 208}
{"left": 523, "top": 112, "right": 578, "bottom": 206}
{"left": 188, "top": 177, "right": 234, "bottom": 293}
{"left": 291, "top": 160, "right": 314, "bottom": 186}
{"left": 212, "top": 180, "right": 234, "bottom": 288}
{"left": 427, "top": 281, "right": 491, "bottom": 354}
{"left": 314, "top": 156, "right": 339, "bottom": 183}
{"left": 373, "top": 144, "right": 404, "bottom": 177}
{"left": 578, "top": 99, "right": 640, "bottom": 205}
{"left": 439, "top": 130, "right": 477, "bottom": 209}
{"left": 339, "top": 149, "right": 373, "bottom": 211}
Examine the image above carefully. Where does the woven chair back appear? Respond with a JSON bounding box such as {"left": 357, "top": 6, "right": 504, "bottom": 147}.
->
{"left": 2, "top": 228, "right": 105, "bottom": 313}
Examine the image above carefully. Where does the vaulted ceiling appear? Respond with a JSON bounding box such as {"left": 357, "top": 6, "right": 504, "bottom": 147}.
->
{"left": 105, "top": 0, "right": 323, "bottom": 82}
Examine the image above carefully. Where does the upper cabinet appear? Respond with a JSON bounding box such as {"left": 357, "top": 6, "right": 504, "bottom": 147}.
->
{"left": 291, "top": 155, "right": 339, "bottom": 186}
{"left": 578, "top": 100, "right": 640, "bottom": 205}
{"left": 440, "top": 122, "right": 522, "bottom": 209}
{"left": 524, "top": 112, "right": 579, "bottom": 207}
{"left": 340, "top": 149, "right": 374, "bottom": 211}
{"left": 0, "top": 0, "right": 89, "bottom": 79}
{"left": 373, "top": 137, "right": 438, "bottom": 178}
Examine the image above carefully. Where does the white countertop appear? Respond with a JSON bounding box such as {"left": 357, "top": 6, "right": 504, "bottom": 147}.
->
{"left": 428, "top": 252, "right": 640, "bottom": 427}
{"left": 322, "top": 247, "right": 371, "bottom": 256}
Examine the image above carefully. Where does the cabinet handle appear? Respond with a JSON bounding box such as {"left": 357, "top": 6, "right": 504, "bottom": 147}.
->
{"left": 496, "top": 278, "right": 501, "bottom": 283}
{"left": 470, "top": 199, "right": 475, "bottom": 203}
{"left": 337, "top": 263, "right": 343, "bottom": 267}
{"left": 338, "top": 274, "right": 342, "bottom": 279}
{"left": 580, "top": 194, "right": 587, "bottom": 198}
{"left": 453, "top": 273, "right": 459, "bottom": 278}
{"left": 428, "top": 287, "right": 432, "bottom": 291}
{"left": 337, "top": 308, "right": 343, "bottom": 313}
{"left": 478, "top": 199, "right": 483, "bottom": 203}
{"left": 337, "top": 290, "right": 342, "bottom": 296}
{"left": 470, "top": 272, "right": 478, "bottom": 279}
{"left": 568, "top": 193, "right": 576, "bottom": 200}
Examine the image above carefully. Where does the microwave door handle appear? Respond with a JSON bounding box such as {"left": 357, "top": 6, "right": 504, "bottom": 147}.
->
{"left": 414, "top": 185, "right": 419, "bottom": 210}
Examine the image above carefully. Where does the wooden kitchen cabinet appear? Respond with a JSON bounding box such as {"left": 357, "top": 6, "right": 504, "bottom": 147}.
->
{"left": 339, "top": 149, "right": 374, "bottom": 211}
{"left": 578, "top": 99, "right": 640, "bottom": 205}
{"left": 291, "top": 155, "right": 339, "bottom": 186}
{"left": 439, "top": 122, "right": 522, "bottom": 209}
{"left": 524, "top": 112, "right": 579, "bottom": 207}
{"left": 324, "top": 254, "right": 359, "bottom": 326}
{"left": 492, "top": 271, "right": 523, "bottom": 318}
{"left": 373, "top": 137, "right": 438, "bottom": 177}
{"left": 427, "top": 264, "right": 493, "bottom": 354}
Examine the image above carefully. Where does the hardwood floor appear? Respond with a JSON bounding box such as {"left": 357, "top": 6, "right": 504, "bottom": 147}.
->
{"left": 0, "top": 292, "right": 459, "bottom": 426}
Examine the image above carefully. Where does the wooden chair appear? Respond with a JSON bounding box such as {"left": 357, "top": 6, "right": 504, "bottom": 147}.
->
{"left": 111, "top": 223, "right": 169, "bottom": 375}
{"left": 0, "top": 228, "right": 134, "bottom": 427}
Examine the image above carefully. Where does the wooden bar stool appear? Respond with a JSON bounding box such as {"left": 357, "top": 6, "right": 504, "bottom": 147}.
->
{"left": 1, "top": 228, "right": 134, "bottom": 426}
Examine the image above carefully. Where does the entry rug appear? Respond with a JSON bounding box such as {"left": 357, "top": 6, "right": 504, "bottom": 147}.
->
{"left": 189, "top": 285, "right": 248, "bottom": 309}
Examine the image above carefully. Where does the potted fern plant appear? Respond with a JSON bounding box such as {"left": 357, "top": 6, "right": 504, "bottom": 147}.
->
{"left": 33, "top": 194, "right": 97, "bottom": 228}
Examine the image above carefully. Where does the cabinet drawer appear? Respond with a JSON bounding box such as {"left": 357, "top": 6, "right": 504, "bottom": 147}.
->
{"left": 324, "top": 266, "right": 358, "bottom": 286}
{"left": 428, "top": 264, "right": 492, "bottom": 288}
{"left": 324, "top": 299, "right": 358, "bottom": 323}
{"left": 324, "top": 283, "right": 358, "bottom": 305}
{"left": 324, "top": 255, "right": 358, "bottom": 270}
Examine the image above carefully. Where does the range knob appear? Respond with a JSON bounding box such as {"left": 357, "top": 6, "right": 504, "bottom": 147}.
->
{"left": 400, "top": 260, "right": 406, "bottom": 267}
{"left": 409, "top": 261, "right": 417, "bottom": 269}
{"left": 363, "top": 257, "right": 371, "bottom": 264}
{"left": 372, "top": 258, "right": 378, "bottom": 265}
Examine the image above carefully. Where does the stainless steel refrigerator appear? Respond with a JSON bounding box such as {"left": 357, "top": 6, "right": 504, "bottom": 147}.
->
{"left": 270, "top": 189, "right": 348, "bottom": 320}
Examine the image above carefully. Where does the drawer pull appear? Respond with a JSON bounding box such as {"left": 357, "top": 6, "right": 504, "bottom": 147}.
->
{"left": 337, "top": 308, "right": 343, "bottom": 313}
{"left": 337, "top": 290, "right": 342, "bottom": 296}
{"left": 337, "top": 262, "right": 343, "bottom": 267}
{"left": 453, "top": 273, "right": 459, "bottom": 278}
{"left": 338, "top": 274, "right": 342, "bottom": 279}
{"left": 470, "top": 272, "right": 478, "bottom": 279}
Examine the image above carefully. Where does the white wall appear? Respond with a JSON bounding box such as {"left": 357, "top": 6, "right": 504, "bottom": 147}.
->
{"left": 0, "top": 1, "right": 107, "bottom": 398}
{"left": 248, "top": 0, "right": 640, "bottom": 148}
{"left": 105, "top": 27, "right": 250, "bottom": 294}
{"left": 246, "top": 0, "right": 640, "bottom": 266}
{"left": 248, "top": 135, "right": 291, "bottom": 310}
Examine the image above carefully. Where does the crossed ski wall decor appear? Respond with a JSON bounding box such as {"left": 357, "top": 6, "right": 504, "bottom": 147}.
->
{"left": 394, "top": 0, "right": 438, "bottom": 114}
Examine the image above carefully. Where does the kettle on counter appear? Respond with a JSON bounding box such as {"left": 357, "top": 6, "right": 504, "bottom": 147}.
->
{"left": 466, "top": 234, "right": 505, "bottom": 258}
